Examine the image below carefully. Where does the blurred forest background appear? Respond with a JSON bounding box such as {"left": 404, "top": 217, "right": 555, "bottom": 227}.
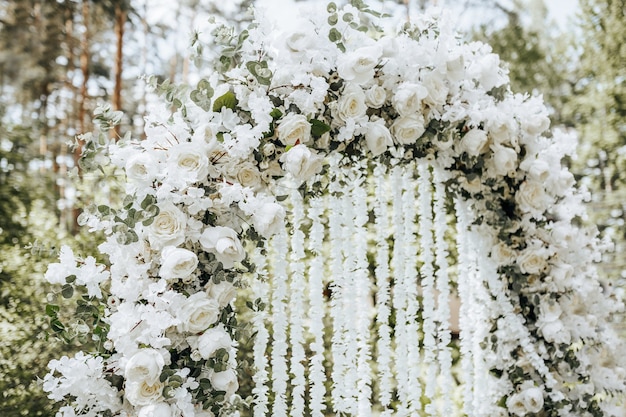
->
{"left": 0, "top": 0, "right": 623, "bottom": 415}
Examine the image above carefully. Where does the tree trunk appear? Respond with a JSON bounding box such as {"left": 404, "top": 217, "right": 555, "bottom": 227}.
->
{"left": 112, "top": 2, "right": 126, "bottom": 139}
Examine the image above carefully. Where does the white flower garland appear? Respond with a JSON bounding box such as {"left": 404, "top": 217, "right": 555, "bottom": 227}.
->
{"left": 433, "top": 167, "right": 453, "bottom": 416}
{"left": 306, "top": 196, "right": 327, "bottom": 417}
{"left": 401, "top": 163, "right": 422, "bottom": 414}
{"left": 373, "top": 162, "right": 393, "bottom": 416}
{"left": 269, "top": 227, "right": 289, "bottom": 417}
{"left": 251, "top": 247, "right": 270, "bottom": 417}
{"left": 417, "top": 162, "right": 438, "bottom": 414}
{"left": 352, "top": 164, "right": 373, "bottom": 417}
{"left": 390, "top": 165, "right": 410, "bottom": 416}
{"left": 288, "top": 187, "right": 307, "bottom": 416}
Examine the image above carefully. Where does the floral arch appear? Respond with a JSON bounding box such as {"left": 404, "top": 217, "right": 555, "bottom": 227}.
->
{"left": 43, "top": 2, "right": 625, "bottom": 417}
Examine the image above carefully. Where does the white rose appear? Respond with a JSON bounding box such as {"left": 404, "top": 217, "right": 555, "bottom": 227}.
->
{"left": 236, "top": 162, "right": 262, "bottom": 189}
{"left": 178, "top": 292, "right": 220, "bottom": 334}
{"left": 336, "top": 44, "right": 382, "bottom": 85}
{"left": 490, "top": 144, "right": 518, "bottom": 176}
{"left": 167, "top": 141, "right": 210, "bottom": 183}
{"left": 422, "top": 72, "right": 449, "bottom": 108}
{"left": 126, "top": 153, "right": 158, "bottom": 184}
{"left": 516, "top": 180, "right": 550, "bottom": 217}
{"left": 364, "top": 120, "right": 393, "bottom": 156}
{"left": 197, "top": 325, "right": 233, "bottom": 359}
{"left": 199, "top": 226, "right": 245, "bottom": 269}
{"left": 277, "top": 114, "right": 310, "bottom": 147}
{"left": 517, "top": 246, "right": 548, "bottom": 275}
{"left": 125, "top": 380, "right": 164, "bottom": 406}
{"left": 147, "top": 202, "right": 187, "bottom": 250}
{"left": 548, "top": 169, "right": 575, "bottom": 197}
{"left": 460, "top": 129, "right": 488, "bottom": 157}
{"left": 208, "top": 368, "right": 239, "bottom": 397}
{"left": 391, "top": 115, "right": 426, "bottom": 145}
{"left": 285, "top": 31, "right": 310, "bottom": 52}
{"left": 159, "top": 246, "right": 198, "bottom": 280}
{"left": 491, "top": 241, "right": 516, "bottom": 265}
{"left": 506, "top": 392, "right": 527, "bottom": 417}
{"left": 125, "top": 348, "right": 165, "bottom": 385}
{"left": 365, "top": 85, "right": 387, "bottom": 108}
{"left": 207, "top": 280, "right": 238, "bottom": 308}
{"left": 279, "top": 144, "right": 323, "bottom": 183}
{"left": 252, "top": 202, "right": 285, "bottom": 239}
{"left": 138, "top": 403, "right": 173, "bottom": 417}
{"left": 393, "top": 82, "right": 428, "bottom": 117}
{"left": 335, "top": 84, "right": 367, "bottom": 122}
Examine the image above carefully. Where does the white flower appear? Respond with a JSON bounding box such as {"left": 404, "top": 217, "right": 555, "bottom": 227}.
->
{"left": 516, "top": 180, "right": 550, "bottom": 217}
{"left": 277, "top": 114, "right": 310, "bottom": 146}
{"left": 335, "top": 84, "right": 367, "bottom": 122}
{"left": 197, "top": 325, "right": 233, "bottom": 359}
{"left": 159, "top": 246, "right": 198, "bottom": 280}
{"left": 490, "top": 144, "right": 518, "bottom": 176}
{"left": 517, "top": 245, "right": 548, "bottom": 275}
{"left": 208, "top": 368, "right": 239, "bottom": 397}
{"left": 126, "top": 152, "right": 159, "bottom": 185}
{"left": 199, "top": 226, "right": 245, "bottom": 269}
{"left": 391, "top": 115, "right": 426, "bottom": 145}
{"left": 364, "top": 120, "right": 393, "bottom": 156}
{"left": 336, "top": 44, "right": 382, "bottom": 85}
{"left": 520, "top": 157, "right": 550, "bottom": 182}
{"left": 393, "top": 82, "right": 428, "bottom": 117}
{"left": 538, "top": 297, "right": 562, "bottom": 323}
{"left": 167, "top": 141, "right": 210, "bottom": 183}
{"left": 279, "top": 144, "right": 323, "bottom": 182}
{"left": 460, "top": 128, "right": 488, "bottom": 157}
{"left": 147, "top": 202, "right": 187, "bottom": 250}
{"left": 506, "top": 386, "right": 544, "bottom": 416}
{"left": 207, "top": 280, "right": 238, "bottom": 308}
{"left": 138, "top": 403, "right": 173, "bottom": 417}
{"left": 422, "top": 71, "right": 449, "bottom": 108}
{"left": 177, "top": 292, "right": 220, "bottom": 334}
{"left": 539, "top": 319, "right": 571, "bottom": 344}
{"left": 236, "top": 161, "right": 262, "bottom": 189}
{"left": 125, "top": 348, "right": 165, "bottom": 385}
{"left": 365, "top": 85, "right": 387, "bottom": 108}
{"left": 45, "top": 245, "right": 78, "bottom": 285}
{"left": 125, "top": 380, "right": 164, "bottom": 406}
{"left": 252, "top": 202, "right": 285, "bottom": 238}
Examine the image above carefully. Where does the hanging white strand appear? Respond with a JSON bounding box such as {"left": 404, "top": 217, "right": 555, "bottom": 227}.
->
{"left": 417, "top": 162, "right": 438, "bottom": 415}
{"left": 328, "top": 168, "right": 349, "bottom": 413}
{"left": 401, "top": 163, "right": 422, "bottom": 414}
{"left": 454, "top": 198, "right": 475, "bottom": 416}
{"left": 433, "top": 167, "right": 453, "bottom": 416}
{"left": 352, "top": 165, "right": 373, "bottom": 417}
{"left": 288, "top": 188, "right": 307, "bottom": 417}
{"left": 306, "top": 196, "right": 327, "bottom": 417}
{"left": 373, "top": 162, "right": 393, "bottom": 416}
{"left": 251, "top": 247, "right": 270, "bottom": 417}
{"left": 340, "top": 168, "right": 359, "bottom": 415}
{"left": 390, "top": 165, "right": 410, "bottom": 417}
{"left": 269, "top": 225, "right": 290, "bottom": 417}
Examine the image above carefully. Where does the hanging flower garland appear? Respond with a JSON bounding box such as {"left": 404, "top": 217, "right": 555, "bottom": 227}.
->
{"left": 43, "top": 1, "right": 625, "bottom": 416}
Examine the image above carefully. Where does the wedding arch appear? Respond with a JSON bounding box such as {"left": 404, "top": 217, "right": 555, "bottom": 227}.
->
{"left": 43, "top": 2, "right": 625, "bottom": 416}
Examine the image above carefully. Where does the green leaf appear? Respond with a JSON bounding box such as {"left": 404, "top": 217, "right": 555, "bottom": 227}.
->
{"left": 310, "top": 119, "right": 331, "bottom": 138}
{"left": 212, "top": 91, "right": 238, "bottom": 112}
{"left": 342, "top": 13, "right": 354, "bottom": 22}
{"left": 329, "top": 28, "right": 342, "bottom": 43}
{"left": 327, "top": 2, "right": 337, "bottom": 13}
{"left": 191, "top": 79, "right": 215, "bottom": 112}
{"left": 46, "top": 304, "right": 60, "bottom": 317}
{"left": 61, "top": 284, "right": 74, "bottom": 299}
{"left": 270, "top": 108, "right": 283, "bottom": 119}
{"left": 140, "top": 194, "right": 156, "bottom": 210}
{"left": 328, "top": 13, "right": 338, "bottom": 25}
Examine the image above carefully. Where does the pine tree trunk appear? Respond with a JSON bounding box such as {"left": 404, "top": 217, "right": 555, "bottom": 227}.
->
{"left": 112, "top": 2, "right": 125, "bottom": 139}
